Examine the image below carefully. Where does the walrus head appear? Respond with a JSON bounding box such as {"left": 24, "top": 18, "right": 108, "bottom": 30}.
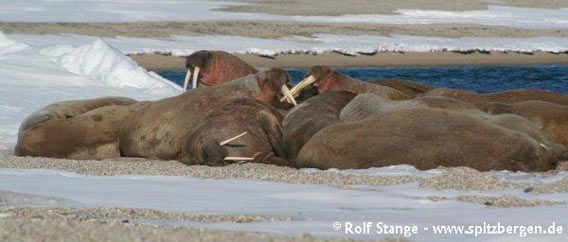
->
{"left": 184, "top": 50, "right": 257, "bottom": 91}
{"left": 255, "top": 68, "right": 298, "bottom": 106}
{"left": 279, "top": 66, "right": 334, "bottom": 103}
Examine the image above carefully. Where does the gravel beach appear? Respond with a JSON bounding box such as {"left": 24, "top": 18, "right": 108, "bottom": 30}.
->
{"left": 2, "top": 207, "right": 403, "bottom": 242}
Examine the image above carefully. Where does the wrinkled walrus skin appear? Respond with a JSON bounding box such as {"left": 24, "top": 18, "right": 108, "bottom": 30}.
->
{"left": 119, "top": 68, "right": 292, "bottom": 160}
{"left": 337, "top": 93, "right": 566, "bottom": 165}
{"left": 15, "top": 97, "right": 143, "bottom": 160}
{"left": 369, "top": 79, "right": 434, "bottom": 98}
{"left": 423, "top": 88, "right": 568, "bottom": 108}
{"left": 182, "top": 98, "right": 288, "bottom": 166}
{"left": 484, "top": 101, "right": 568, "bottom": 149}
{"left": 282, "top": 91, "right": 357, "bottom": 165}
{"left": 297, "top": 108, "right": 561, "bottom": 172}
{"left": 339, "top": 94, "right": 482, "bottom": 122}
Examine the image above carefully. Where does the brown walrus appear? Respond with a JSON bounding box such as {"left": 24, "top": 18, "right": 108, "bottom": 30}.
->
{"left": 484, "top": 101, "right": 568, "bottom": 148}
{"left": 339, "top": 93, "right": 565, "bottom": 155}
{"left": 182, "top": 98, "right": 288, "bottom": 166}
{"left": 423, "top": 88, "right": 568, "bottom": 108}
{"left": 297, "top": 108, "right": 562, "bottom": 172}
{"left": 282, "top": 91, "right": 357, "bottom": 165}
{"left": 285, "top": 66, "right": 408, "bottom": 101}
{"left": 369, "top": 79, "right": 435, "bottom": 98}
{"left": 15, "top": 97, "right": 142, "bottom": 160}
{"left": 119, "top": 68, "right": 296, "bottom": 160}
{"left": 183, "top": 50, "right": 258, "bottom": 90}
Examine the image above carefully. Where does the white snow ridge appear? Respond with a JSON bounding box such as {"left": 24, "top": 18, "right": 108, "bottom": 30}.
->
{"left": 0, "top": 34, "right": 180, "bottom": 149}
{"left": 42, "top": 39, "right": 182, "bottom": 95}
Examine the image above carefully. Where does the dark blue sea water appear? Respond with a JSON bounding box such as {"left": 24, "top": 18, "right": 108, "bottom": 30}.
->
{"left": 158, "top": 65, "right": 568, "bottom": 93}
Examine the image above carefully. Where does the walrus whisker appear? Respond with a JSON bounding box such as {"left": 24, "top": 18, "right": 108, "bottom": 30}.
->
{"left": 220, "top": 131, "right": 248, "bottom": 146}
{"left": 281, "top": 85, "right": 298, "bottom": 106}
{"left": 192, "top": 66, "right": 201, "bottom": 90}
{"left": 183, "top": 68, "right": 192, "bottom": 91}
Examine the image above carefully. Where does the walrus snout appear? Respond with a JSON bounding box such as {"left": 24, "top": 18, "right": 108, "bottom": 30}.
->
{"left": 198, "top": 138, "right": 229, "bottom": 166}
{"left": 18, "top": 111, "right": 52, "bottom": 133}
{"left": 256, "top": 68, "right": 300, "bottom": 105}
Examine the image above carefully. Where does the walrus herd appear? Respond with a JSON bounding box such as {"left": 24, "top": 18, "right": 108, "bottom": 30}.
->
{"left": 15, "top": 50, "right": 568, "bottom": 172}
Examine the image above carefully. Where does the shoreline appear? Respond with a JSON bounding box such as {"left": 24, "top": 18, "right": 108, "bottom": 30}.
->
{"left": 131, "top": 51, "right": 568, "bottom": 71}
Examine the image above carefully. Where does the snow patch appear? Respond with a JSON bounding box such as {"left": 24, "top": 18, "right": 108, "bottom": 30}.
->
{"left": 0, "top": 37, "right": 181, "bottom": 149}
{"left": 0, "top": 31, "right": 28, "bottom": 56}
{"left": 9, "top": 33, "right": 568, "bottom": 58}
{"left": 1, "top": 168, "right": 567, "bottom": 241}
{"left": 44, "top": 39, "right": 182, "bottom": 95}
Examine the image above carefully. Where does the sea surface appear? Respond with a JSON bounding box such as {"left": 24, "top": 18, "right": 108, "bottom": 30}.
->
{"left": 159, "top": 64, "right": 568, "bottom": 93}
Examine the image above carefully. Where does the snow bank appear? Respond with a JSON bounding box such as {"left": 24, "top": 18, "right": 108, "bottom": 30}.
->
{"left": 43, "top": 39, "right": 181, "bottom": 94}
{"left": 0, "top": 34, "right": 180, "bottom": 149}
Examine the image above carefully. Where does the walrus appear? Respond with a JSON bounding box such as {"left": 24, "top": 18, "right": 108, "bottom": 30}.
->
{"left": 15, "top": 97, "right": 143, "bottom": 160}
{"left": 283, "top": 65, "right": 408, "bottom": 101}
{"left": 484, "top": 101, "right": 568, "bottom": 148}
{"left": 369, "top": 79, "right": 435, "bottom": 98}
{"left": 183, "top": 50, "right": 258, "bottom": 90}
{"left": 282, "top": 91, "right": 357, "bottom": 165}
{"left": 423, "top": 88, "right": 568, "bottom": 108}
{"left": 181, "top": 98, "right": 288, "bottom": 166}
{"left": 297, "top": 108, "right": 561, "bottom": 172}
{"left": 119, "top": 68, "right": 299, "bottom": 160}
{"left": 339, "top": 93, "right": 565, "bottom": 156}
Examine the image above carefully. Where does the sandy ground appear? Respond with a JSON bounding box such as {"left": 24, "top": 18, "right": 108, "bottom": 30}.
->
{"left": 1, "top": 207, "right": 398, "bottom": 242}
{"left": 1, "top": 152, "right": 567, "bottom": 194}
{"left": 217, "top": 0, "right": 568, "bottom": 16}
{"left": 131, "top": 51, "right": 568, "bottom": 71}
{"left": 2, "top": 153, "right": 567, "bottom": 240}
{"left": 3, "top": 21, "right": 567, "bottom": 39}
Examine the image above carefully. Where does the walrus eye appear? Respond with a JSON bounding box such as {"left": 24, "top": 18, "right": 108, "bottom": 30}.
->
{"left": 279, "top": 75, "right": 316, "bottom": 103}
{"left": 64, "top": 114, "right": 74, "bottom": 119}
{"left": 183, "top": 68, "right": 192, "bottom": 91}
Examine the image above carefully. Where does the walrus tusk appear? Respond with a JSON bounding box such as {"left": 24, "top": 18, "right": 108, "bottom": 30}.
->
{"left": 224, "top": 157, "right": 255, "bottom": 161}
{"left": 220, "top": 131, "right": 248, "bottom": 146}
{"left": 280, "top": 75, "right": 316, "bottom": 102}
{"left": 191, "top": 66, "right": 201, "bottom": 90}
{"left": 183, "top": 68, "right": 192, "bottom": 91}
{"left": 281, "top": 85, "right": 298, "bottom": 106}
